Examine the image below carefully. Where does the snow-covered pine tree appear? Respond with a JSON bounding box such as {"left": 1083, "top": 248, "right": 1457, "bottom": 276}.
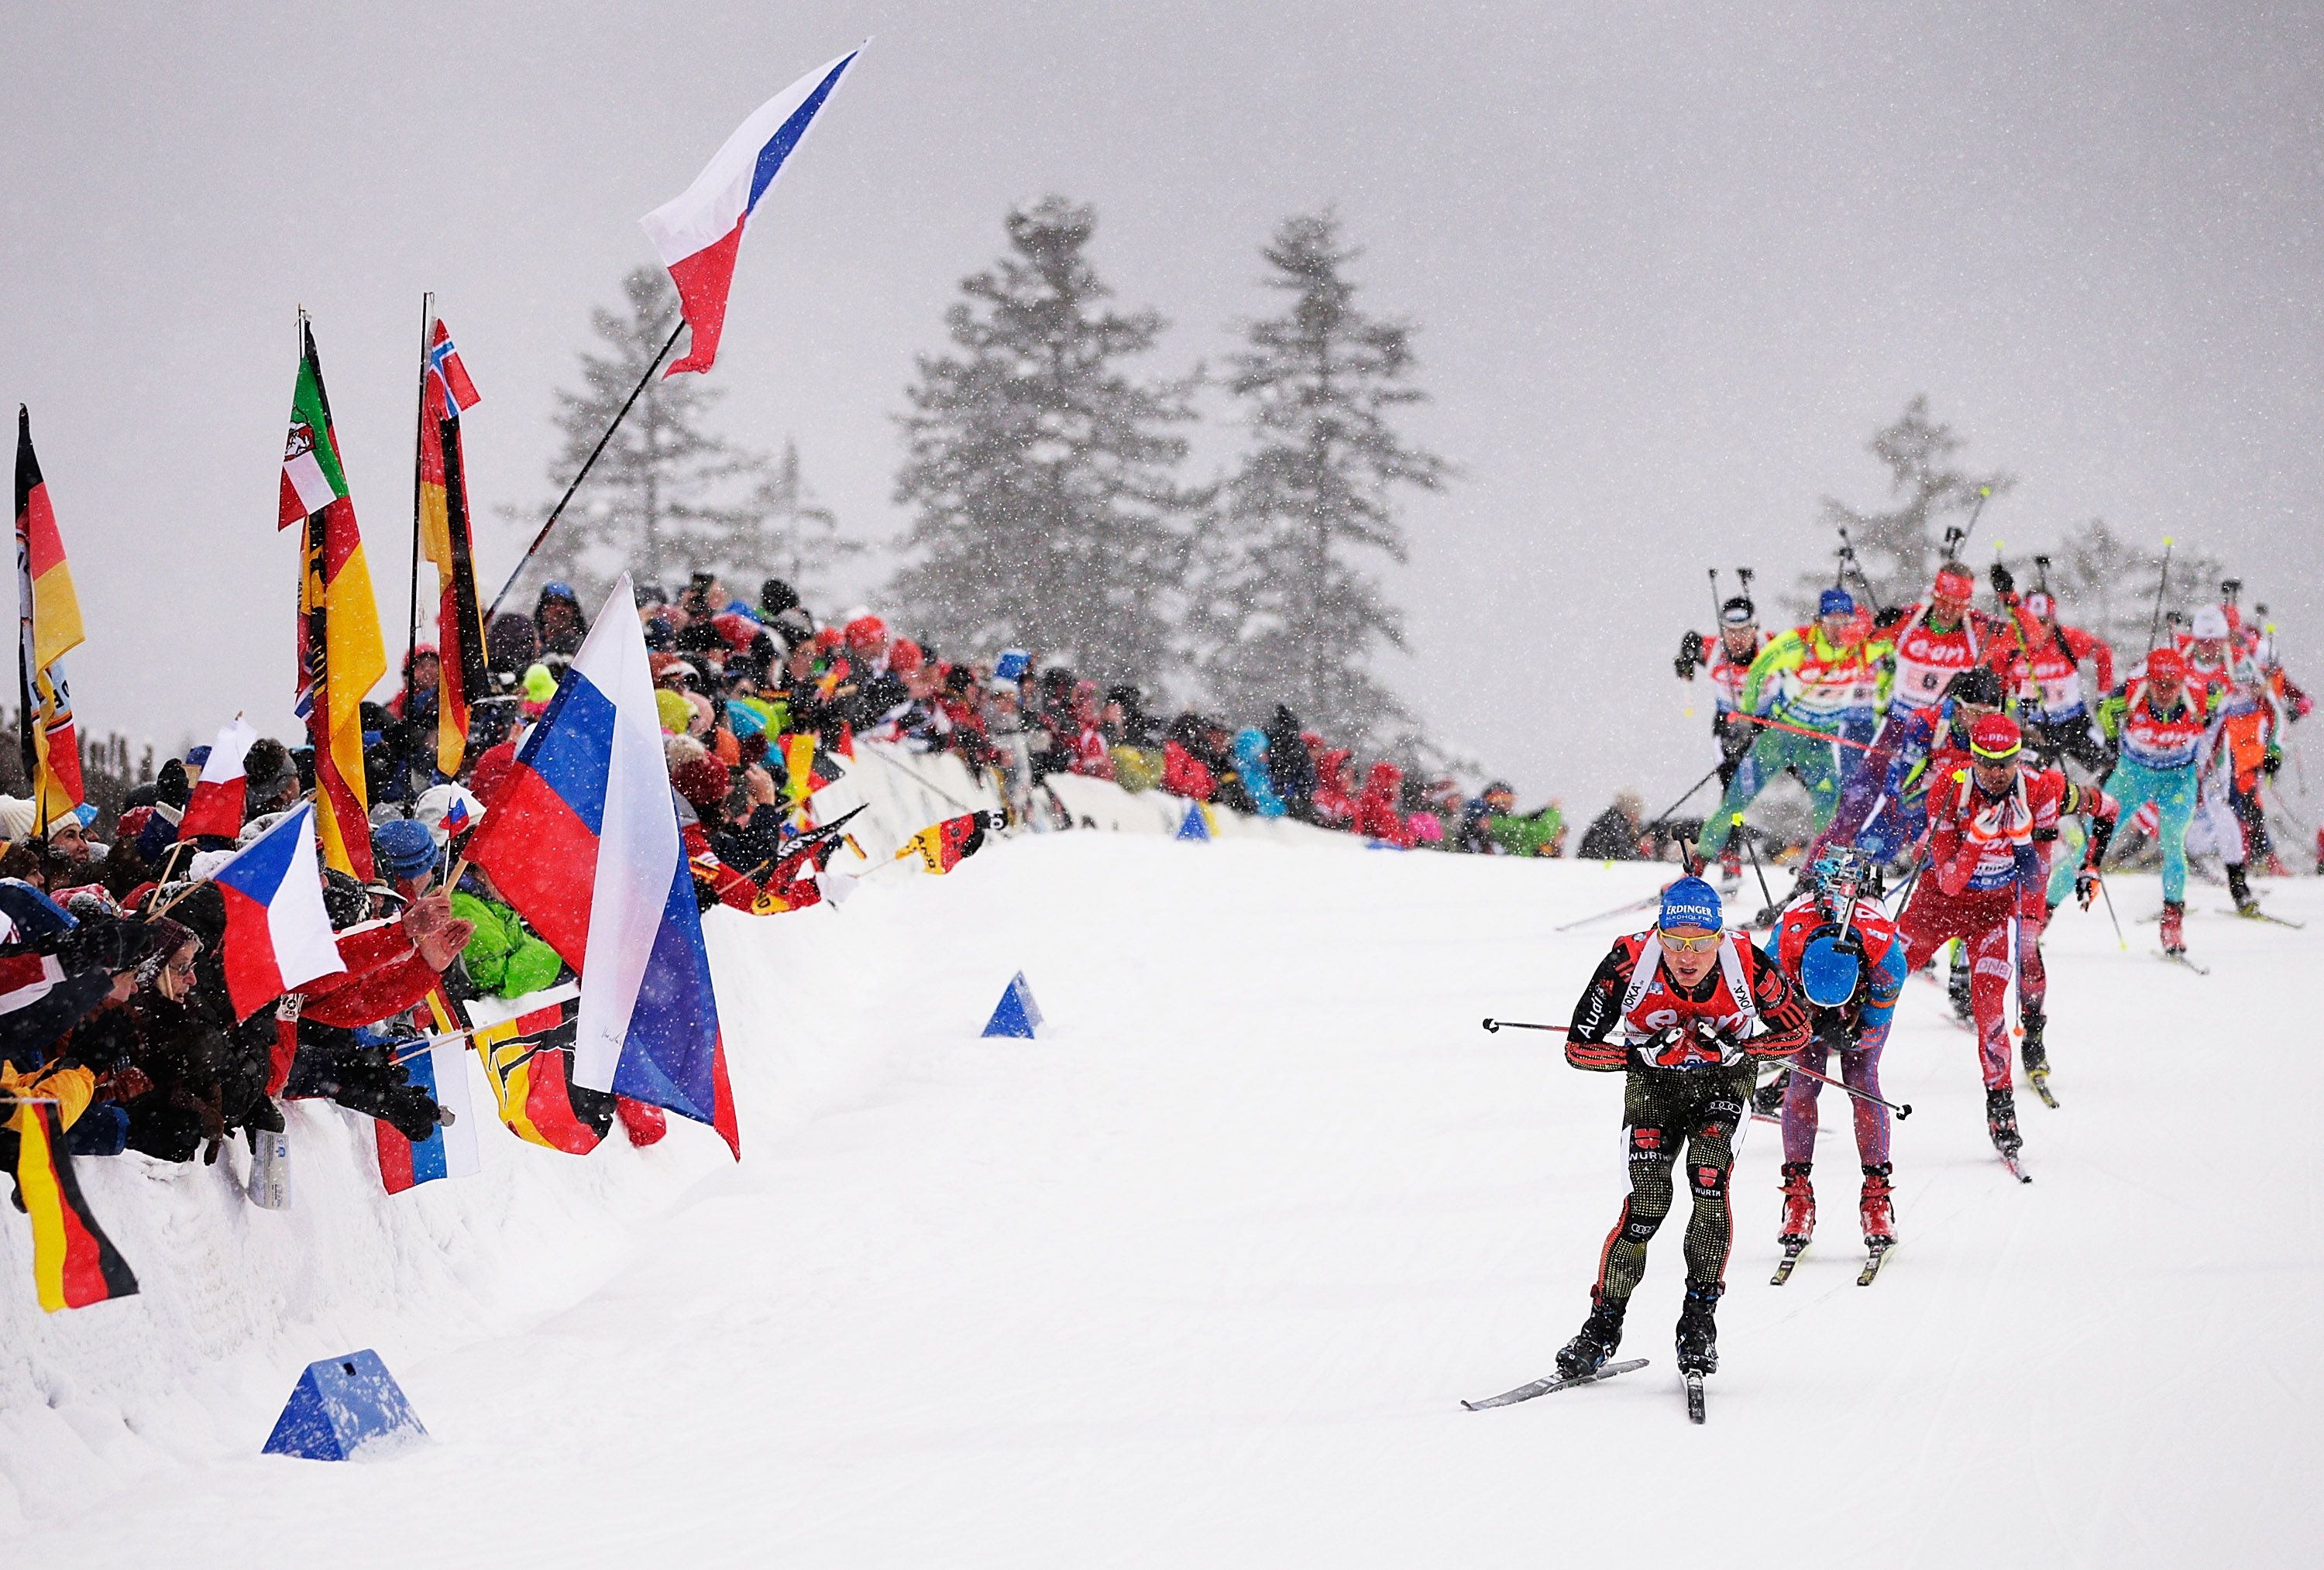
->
{"left": 1799, "top": 396, "right": 2013, "bottom": 614}
{"left": 1188, "top": 212, "right": 1448, "bottom": 750}
{"left": 739, "top": 438, "right": 859, "bottom": 605}
{"left": 526, "top": 266, "right": 750, "bottom": 601}
{"left": 2023, "top": 517, "right": 2226, "bottom": 653}
{"left": 889, "top": 197, "right": 1198, "bottom": 682}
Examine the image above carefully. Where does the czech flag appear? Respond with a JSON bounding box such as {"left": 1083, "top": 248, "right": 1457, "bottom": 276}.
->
{"left": 373, "top": 1032, "right": 480, "bottom": 1194}
{"left": 178, "top": 715, "right": 260, "bottom": 842}
{"left": 9, "top": 1095, "right": 137, "bottom": 1312}
{"left": 639, "top": 46, "right": 863, "bottom": 378}
{"left": 211, "top": 803, "right": 349, "bottom": 1021}
{"left": 464, "top": 579, "right": 739, "bottom": 1157}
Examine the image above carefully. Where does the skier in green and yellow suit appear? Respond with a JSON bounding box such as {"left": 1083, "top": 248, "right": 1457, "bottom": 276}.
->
{"left": 1694, "top": 587, "right": 1893, "bottom": 863}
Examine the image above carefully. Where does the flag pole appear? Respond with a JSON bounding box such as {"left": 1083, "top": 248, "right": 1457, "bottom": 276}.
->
{"left": 407, "top": 292, "right": 433, "bottom": 674}
{"left": 481, "top": 318, "right": 686, "bottom": 625}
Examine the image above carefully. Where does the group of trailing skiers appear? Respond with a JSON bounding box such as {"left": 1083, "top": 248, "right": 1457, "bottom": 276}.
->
{"left": 1525, "top": 555, "right": 2309, "bottom": 1418}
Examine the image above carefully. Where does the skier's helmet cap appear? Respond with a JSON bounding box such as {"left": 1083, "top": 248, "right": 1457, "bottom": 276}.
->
{"left": 1720, "top": 596, "right": 1756, "bottom": 627}
{"left": 1934, "top": 564, "right": 1975, "bottom": 600}
{"left": 2192, "top": 606, "right": 2230, "bottom": 641}
{"left": 1946, "top": 665, "right": 2006, "bottom": 707}
{"left": 1659, "top": 876, "right": 1723, "bottom": 934}
{"left": 2145, "top": 647, "right": 2185, "bottom": 681}
{"left": 1818, "top": 587, "right": 1855, "bottom": 618}
{"left": 843, "top": 614, "right": 889, "bottom": 648}
{"left": 1800, "top": 929, "right": 1862, "bottom": 1008}
{"left": 1968, "top": 713, "right": 2023, "bottom": 761}
{"left": 2023, "top": 590, "right": 2054, "bottom": 620}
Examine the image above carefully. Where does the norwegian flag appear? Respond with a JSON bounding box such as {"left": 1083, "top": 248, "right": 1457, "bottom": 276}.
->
{"left": 425, "top": 322, "right": 480, "bottom": 421}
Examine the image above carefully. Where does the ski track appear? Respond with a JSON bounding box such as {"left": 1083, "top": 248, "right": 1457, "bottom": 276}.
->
{"left": 3, "top": 837, "right": 2319, "bottom": 1568}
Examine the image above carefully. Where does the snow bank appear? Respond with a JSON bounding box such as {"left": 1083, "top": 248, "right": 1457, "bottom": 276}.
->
{"left": 0, "top": 746, "right": 1333, "bottom": 1534}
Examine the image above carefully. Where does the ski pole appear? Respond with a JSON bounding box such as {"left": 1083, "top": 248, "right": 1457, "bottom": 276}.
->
{"left": 1642, "top": 758, "right": 1724, "bottom": 833}
{"left": 1477, "top": 1021, "right": 1913, "bottom": 1118}
{"left": 2146, "top": 536, "right": 2175, "bottom": 650}
{"left": 1708, "top": 567, "right": 1723, "bottom": 627}
{"left": 1552, "top": 891, "right": 1665, "bottom": 933}
{"left": 2094, "top": 873, "right": 2128, "bottom": 952}
{"left": 1954, "top": 484, "right": 1997, "bottom": 558}
{"left": 1734, "top": 813, "right": 1776, "bottom": 912}
{"left": 1766, "top": 1056, "right": 1913, "bottom": 1118}
{"left": 1731, "top": 713, "right": 1875, "bottom": 752}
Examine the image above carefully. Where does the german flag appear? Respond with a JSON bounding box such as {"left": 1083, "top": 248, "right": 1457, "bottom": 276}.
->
{"left": 15, "top": 407, "right": 88, "bottom": 831}
{"left": 464, "top": 986, "right": 610, "bottom": 1156}
{"left": 9, "top": 1094, "right": 136, "bottom": 1312}
{"left": 896, "top": 811, "right": 995, "bottom": 876}
{"left": 416, "top": 317, "right": 485, "bottom": 776}
{"left": 283, "top": 318, "right": 386, "bottom": 881}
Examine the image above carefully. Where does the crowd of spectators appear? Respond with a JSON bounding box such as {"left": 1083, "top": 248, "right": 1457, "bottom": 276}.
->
{"left": 0, "top": 569, "right": 1576, "bottom": 1206}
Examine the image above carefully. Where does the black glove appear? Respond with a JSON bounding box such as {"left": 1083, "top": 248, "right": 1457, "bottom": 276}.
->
{"left": 2262, "top": 748, "right": 2283, "bottom": 778}
{"left": 1674, "top": 630, "right": 1705, "bottom": 679}
{"left": 1990, "top": 562, "right": 2015, "bottom": 596}
{"left": 1872, "top": 604, "right": 1909, "bottom": 630}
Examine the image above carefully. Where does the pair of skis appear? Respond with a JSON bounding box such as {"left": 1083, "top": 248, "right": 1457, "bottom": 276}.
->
{"left": 1461, "top": 1358, "right": 1706, "bottom": 1424}
{"left": 1771, "top": 1238, "right": 1891, "bottom": 1287}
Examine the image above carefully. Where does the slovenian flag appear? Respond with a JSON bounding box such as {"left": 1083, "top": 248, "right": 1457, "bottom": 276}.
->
{"left": 462, "top": 579, "right": 739, "bottom": 1156}
{"left": 211, "top": 802, "right": 348, "bottom": 1020}
{"left": 179, "top": 715, "right": 260, "bottom": 841}
{"left": 639, "top": 46, "right": 862, "bottom": 378}
{"left": 374, "top": 1032, "right": 480, "bottom": 1194}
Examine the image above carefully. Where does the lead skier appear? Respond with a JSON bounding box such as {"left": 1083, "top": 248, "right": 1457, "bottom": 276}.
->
{"left": 1553, "top": 878, "right": 1810, "bottom": 1383}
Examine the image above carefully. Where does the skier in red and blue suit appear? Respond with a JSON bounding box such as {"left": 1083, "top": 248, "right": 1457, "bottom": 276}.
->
{"left": 1769, "top": 847, "right": 1907, "bottom": 1256}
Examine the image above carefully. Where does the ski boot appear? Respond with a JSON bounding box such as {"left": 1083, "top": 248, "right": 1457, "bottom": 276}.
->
{"left": 1946, "top": 947, "right": 1973, "bottom": 1026}
{"left": 1752, "top": 1068, "right": 1791, "bottom": 1120}
{"left": 1674, "top": 1284, "right": 1721, "bottom": 1376}
{"left": 2159, "top": 900, "right": 2188, "bottom": 955}
{"left": 1778, "top": 1162, "right": 1817, "bottom": 1246}
{"left": 1985, "top": 1085, "right": 2023, "bottom": 1158}
{"left": 1554, "top": 1293, "right": 1628, "bottom": 1380}
{"left": 2226, "top": 864, "right": 2262, "bottom": 919}
{"left": 2021, "top": 1010, "right": 2058, "bottom": 1106}
{"left": 1859, "top": 1163, "right": 1896, "bottom": 1248}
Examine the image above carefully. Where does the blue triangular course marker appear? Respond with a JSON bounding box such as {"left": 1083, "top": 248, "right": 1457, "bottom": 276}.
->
{"left": 1174, "top": 802, "right": 1211, "bottom": 841}
{"left": 262, "top": 1349, "right": 428, "bottom": 1460}
{"left": 982, "top": 971, "right": 1043, "bottom": 1039}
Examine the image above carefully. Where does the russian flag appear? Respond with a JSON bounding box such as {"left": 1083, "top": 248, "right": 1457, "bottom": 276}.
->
{"left": 178, "top": 715, "right": 259, "bottom": 842}
{"left": 464, "top": 576, "right": 739, "bottom": 1157}
{"left": 638, "top": 46, "right": 863, "bottom": 378}
{"left": 210, "top": 803, "right": 348, "bottom": 1021}
{"left": 374, "top": 1032, "right": 480, "bottom": 1194}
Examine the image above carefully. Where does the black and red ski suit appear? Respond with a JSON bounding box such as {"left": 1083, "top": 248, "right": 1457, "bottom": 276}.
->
{"left": 1566, "top": 932, "right": 1810, "bottom": 1303}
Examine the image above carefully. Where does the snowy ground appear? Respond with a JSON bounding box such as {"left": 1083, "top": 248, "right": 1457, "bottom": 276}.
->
{"left": 7, "top": 836, "right": 2319, "bottom": 1568}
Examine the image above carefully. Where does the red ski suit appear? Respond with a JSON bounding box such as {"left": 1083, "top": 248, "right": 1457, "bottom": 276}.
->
{"left": 1896, "top": 762, "right": 2113, "bottom": 1089}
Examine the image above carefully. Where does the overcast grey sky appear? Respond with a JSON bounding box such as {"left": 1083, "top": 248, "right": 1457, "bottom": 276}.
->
{"left": 4, "top": 2, "right": 2319, "bottom": 819}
